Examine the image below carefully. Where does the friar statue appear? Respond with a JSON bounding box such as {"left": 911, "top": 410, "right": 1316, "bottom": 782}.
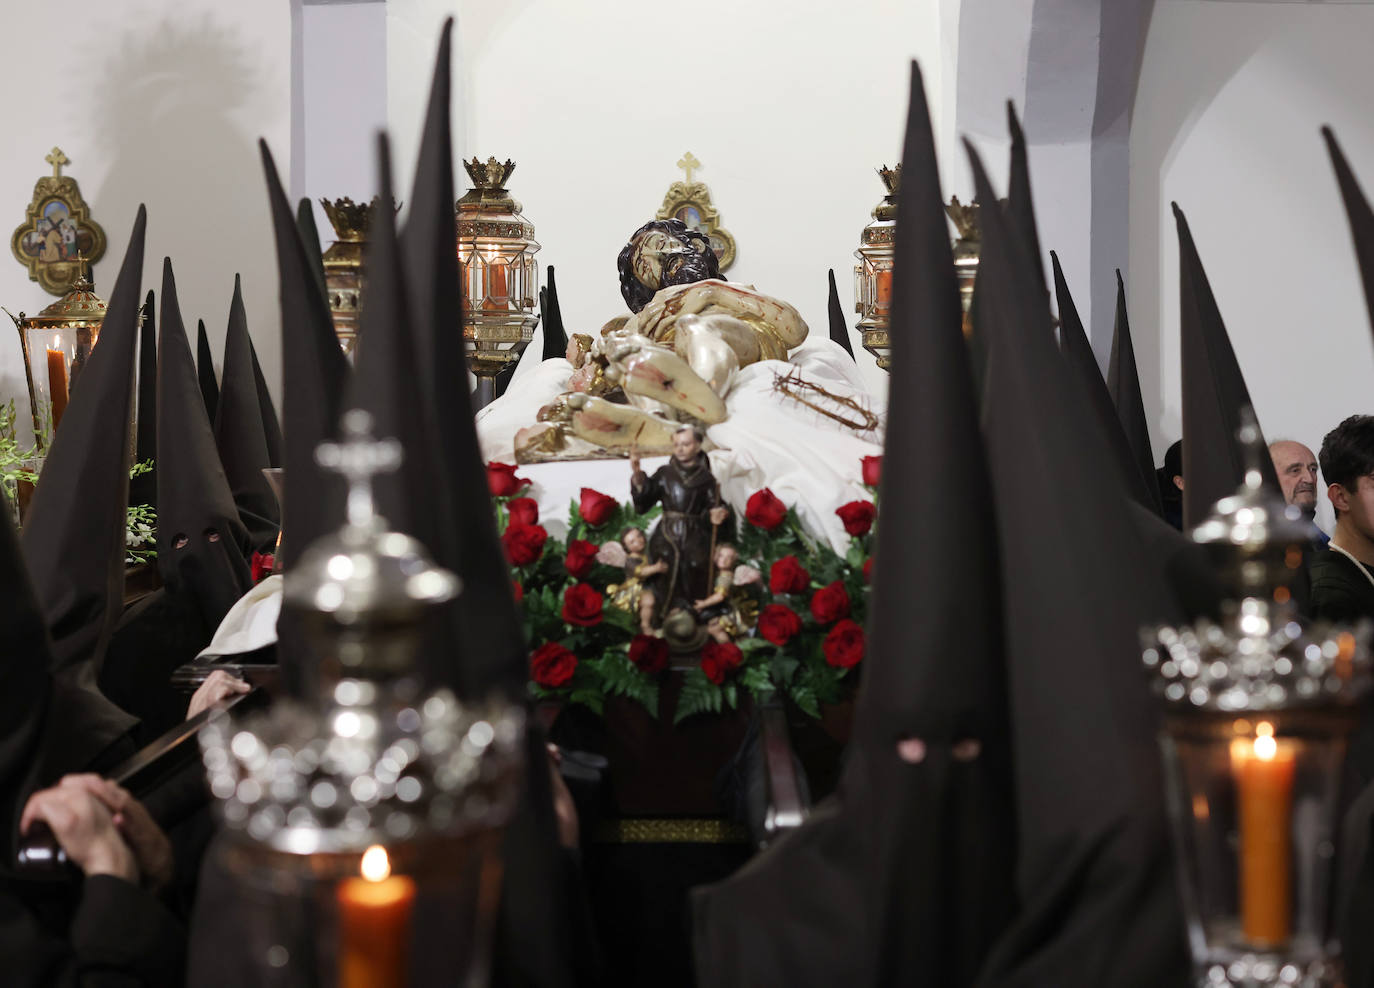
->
{"left": 629, "top": 424, "right": 731, "bottom": 630}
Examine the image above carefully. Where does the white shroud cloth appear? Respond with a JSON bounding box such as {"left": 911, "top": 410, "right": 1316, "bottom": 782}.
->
{"left": 477, "top": 341, "right": 885, "bottom": 553}
{"left": 200, "top": 343, "right": 884, "bottom": 657}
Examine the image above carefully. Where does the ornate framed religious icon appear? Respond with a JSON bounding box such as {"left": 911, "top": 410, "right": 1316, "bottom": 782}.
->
{"left": 655, "top": 152, "right": 736, "bottom": 272}
{"left": 10, "top": 148, "right": 106, "bottom": 296}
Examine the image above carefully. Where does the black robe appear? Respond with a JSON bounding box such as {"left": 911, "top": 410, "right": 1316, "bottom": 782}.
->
{"left": 630, "top": 455, "right": 725, "bottom": 619}
{"left": 1, "top": 875, "right": 185, "bottom": 987}
{"left": 1310, "top": 548, "right": 1374, "bottom": 624}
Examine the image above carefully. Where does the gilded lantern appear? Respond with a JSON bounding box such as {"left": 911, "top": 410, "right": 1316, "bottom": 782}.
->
{"left": 457, "top": 157, "right": 540, "bottom": 408}
{"left": 320, "top": 197, "right": 387, "bottom": 356}
{"left": 853, "top": 164, "right": 899, "bottom": 370}
{"left": 5, "top": 272, "right": 108, "bottom": 447}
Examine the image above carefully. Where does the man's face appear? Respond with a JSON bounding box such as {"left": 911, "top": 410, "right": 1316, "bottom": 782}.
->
{"left": 1333, "top": 474, "right": 1374, "bottom": 540}
{"left": 1271, "top": 441, "right": 1319, "bottom": 514}
{"left": 672, "top": 429, "right": 701, "bottom": 464}
{"left": 631, "top": 229, "right": 714, "bottom": 293}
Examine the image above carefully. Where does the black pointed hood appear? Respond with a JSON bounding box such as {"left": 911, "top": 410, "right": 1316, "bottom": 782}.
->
{"left": 1006, "top": 103, "right": 1046, "bottom": 293}
{"left": 969, "top": 141, "right": 1187, "bottom": 986}
{"left": 0, "top": 478, "right": 55, "bottom": 848}
{"left": 398, "top": 26, "right": 598, "bottom": 988}
{"left": 400, "top": 19, "right": 525, "bottom": 700}
{"left": 196, "top": 319, "right": 219, "bottom": 423}
{"left": 296, "top": 196, "right": 329, "bottom": 303}
{"left": 213, "top": 275, "right": 280, "bottom": 551}
{"left": 130, "top": 289, "right": 157, "bottom": 507}
{"left": 1052, "top": 252, "right": 1159, "bottom": 512}
{"left": 156, "top": 260, "right": 252, "bottom": 631}
{"left": 22, "top": 207, "right": 148, "bottom": 679}
{"left": 249, "top": 337, "right": 282, "bottom": 469}
{"left": 348, "top": 133, "right": 445, "bottom": 568}
{"left": 261, "top": 141, "right": 349, "bottom": 697}
{"left": 260, "top": 141, "right": 349, "bottom": 571}
{"left": 826, "top": 269, "right": 855, "bottom": 358}
{"left": 1107, "top": 270, "right": 1162, "bottom": 514}
{"left": 1173, "top": 203, "right": 1281, "bottom": 527}
{"left": 851, "top": 61, "right": 1015, "bottom": 982}
{"left": 540, "top": 265, "right": 568, "bottom": 361}
{"left": 696, "top": 62, "right": 1015, "bottom": 986}
{"left": 1323, "top": 127, "right": 1374, "bottom": 340}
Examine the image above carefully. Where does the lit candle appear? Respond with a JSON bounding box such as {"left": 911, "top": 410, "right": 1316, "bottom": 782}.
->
{"left": 46, "top": 341, "right": 69, "bottom": 433}
{"left": 337, "top": 845, "right": 415, "bottom": 988}
{"left": 874, "top": 268, "right": 893, "bottom": 313}
{"left": 1232, "top": 723, "right": 1296, "bottom": 946}
{"left": 485, "top": 249, "right": 507, "bottom": 313}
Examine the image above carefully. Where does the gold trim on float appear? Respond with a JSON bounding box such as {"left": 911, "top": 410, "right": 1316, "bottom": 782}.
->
{"left": 592, "top": 818, "right": 750, "bottom": 845}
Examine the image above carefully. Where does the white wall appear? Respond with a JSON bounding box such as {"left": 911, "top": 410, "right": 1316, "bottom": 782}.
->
{"left": 386, "top": 0, "right": 942, "bottom": 396}
{"left": 1130, "top": 0, "right": 1374, "bottom": 530}
{"left": 0, "top": 0, "right": 291, "bottom": 434}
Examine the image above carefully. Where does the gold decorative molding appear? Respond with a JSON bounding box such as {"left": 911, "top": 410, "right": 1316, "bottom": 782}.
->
{"left": 10, "top": 148, "right": 106, "bottom": 296}
{"left": 655, "top": 151, "right": 736, "bottom": 272}
{"left": 592, "top": 817, "right": 750, "bottom": 844}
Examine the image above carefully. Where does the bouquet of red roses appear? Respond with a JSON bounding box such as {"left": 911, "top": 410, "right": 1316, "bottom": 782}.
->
{"left": 489, "top": 455, "right": 878, "bottom": 724}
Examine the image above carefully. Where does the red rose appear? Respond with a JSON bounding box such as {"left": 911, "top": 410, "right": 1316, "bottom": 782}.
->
{"left": 810, "top": 581, "right": 851, "bottom": 624}
{"left": 861, "top": 455, "right": 882, "bottom": 487}
{"left": 863, "top": 558, "right": 873, "bottom": 583}
{"left": 579, "top": 487, "right": 618, "bottom": 527}
{"left": 507, "top": 497, "right": 539, "bottom": 527}
{"left": 512, "top": 580, "right": 523, "bottom": 603}
{"left": 769, "top": 555, "right": 810, "bottom": 595}
{"left": 487, "top": 461, "right": 529, "bottom": 497}
{"left": 823, "top": 619, "right": 865, "bottom": 669}
{"left": 746, "top": 488, "right": 787, "bottom": 530}
{"left": 530, "top": 642, "right": 577, "bottom": 688}
{"left": 700, "top": 640, "right": 744, "bottom": 685}
{"left": 628, "top": 634, "right": 669, "bottom": 674}
{"left": 757, "top": 604, "right": 803, "bottom": 646}
{"left": 564, "top": 539, "right": 599, "bottom": 579}
{"left": 561, "top": 583, "right": 604, "bottom": 627}
{"left": 836, "top": 500, "right": 876, "bottom": 537}
{"left": 250, "top": 550, "right": 275, "bottom": 584}
{"left": 501, "top": 523, "right": 548, "bottom": 566}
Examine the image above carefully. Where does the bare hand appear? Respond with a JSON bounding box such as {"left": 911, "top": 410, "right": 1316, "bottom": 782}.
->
{"left": 62, "top": 775, "right": 173, "bottom": 892}
{"left": 643, "top": 560, "right": 667, "bottom": 576}
{"left": 546, "top": 745, "right": 579, "bottom": 849}
{"left": 21, "top": 778, "right": 137, "bottom": 883}
{"left": 187, "top": 669, "right": 250, "bottom": 720}
{"left": 709, "top": 506, "right": 729, "bottom": 526}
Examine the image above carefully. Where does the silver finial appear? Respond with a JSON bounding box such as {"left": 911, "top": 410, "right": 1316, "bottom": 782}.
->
{"left": 316, "top": 409, "right": 402, "bottom": 531}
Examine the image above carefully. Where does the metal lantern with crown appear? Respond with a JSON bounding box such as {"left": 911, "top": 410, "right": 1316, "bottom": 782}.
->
{"left": 200, "top": 410, "right": 525, "bottom": 984}
{"left": 457, "top": 157, "right": 540, "bottom": 408}
{"left": 1142, "top": 410, "right": 1373, "bottom": 988}
{"left": 4, "top": 264, "right": 108, "bottom": 449}
{"left": 321, "top": 197, "right": 396, "bottom": 356}
{"left": 853, "top": 164, "right": 899, "bottom": 369}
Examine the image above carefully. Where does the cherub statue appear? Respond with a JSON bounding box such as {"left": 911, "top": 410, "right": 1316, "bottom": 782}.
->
{"left": 693, "top": 543, "right": 759, "bottom": 643}
{"left": 601, "top": 525, "right": 669, "bottom": 635}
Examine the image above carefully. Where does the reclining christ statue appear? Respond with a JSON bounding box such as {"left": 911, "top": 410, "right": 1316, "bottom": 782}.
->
{"left": 514, "top": 218, "right": 810, "bottom": 460}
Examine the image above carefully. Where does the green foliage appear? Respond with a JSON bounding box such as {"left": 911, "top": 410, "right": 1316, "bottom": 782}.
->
{"left": 502, "top": 473, "right": 873, "bottom": 726}
{"left": 586, "top": 652, "right": 659, "bottom": 716}
{"left": 674, "top": 668, "right": 724, "bottom": 725}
